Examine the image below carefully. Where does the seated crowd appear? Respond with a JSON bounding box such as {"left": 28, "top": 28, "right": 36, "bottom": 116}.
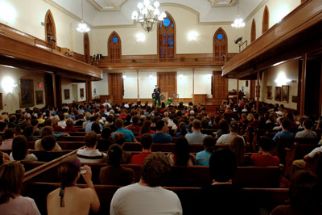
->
{"left": 0, "top": 99, "right": 322, "bottom": 214}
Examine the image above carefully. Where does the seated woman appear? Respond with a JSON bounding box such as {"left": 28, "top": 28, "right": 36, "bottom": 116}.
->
{"left": 0, "top": 161, "right": 40, "bottom": 214}
{"left": 47, "top": 158, "right": 100, "bottom": 215}
{"left": 97, "top": 127, "right": 114, "bottom": 152}
{"left": 195, "top": 135, "right": 215, "bottom": 166}
{"left": 168, "top": 137, "right": 195, "bottom": 166}
{"left": 0, "top": 128, "right": 14, "bottom": 150}
{"left": 99, "top": 144, "right": 135, "bottom": 185}
{"left": 10, "top": 135, "right": 37, "bottom": 161}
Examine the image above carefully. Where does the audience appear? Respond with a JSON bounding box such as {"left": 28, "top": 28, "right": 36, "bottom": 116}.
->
{"left": 99, "top": 144, "right": 134, "bottom": 185}
{"left": 152, "top": 120, "right": 172, "bottom": 143}
{"left": 0, "top": 161, "right": 40, "bottom": 215}
{"left": 113, "top": 119, "right": 136, "bottom": 142}
{"left": 10, "top": 135, "right": 37, "bottom": 161}
{"left": 47, "top": 158, "right": 100, "bottom": 215}
{"left": 110, "top": 153, "right": 182, "bottom": 215}
{"left": 295, "top": 118, "right": 317, "bottom": 139}
{"left": 251, "top": 136, "right": 280, "bottom": 166}
{"left": 168, "top": 137, "right": 195, "bottom": 166}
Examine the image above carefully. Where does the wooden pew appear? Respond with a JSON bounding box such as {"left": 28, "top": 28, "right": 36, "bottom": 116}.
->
{"left": 151, "top": 143, "right": 203, "bottom": 153}
{"left": 57, "top": 136, "right": 86, "bottom": 141}
{"left": 24, "top": 182, "right": 289, "bottom": 215}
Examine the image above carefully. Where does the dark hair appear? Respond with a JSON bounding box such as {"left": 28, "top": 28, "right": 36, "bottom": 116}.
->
{"left": 101, "top": 127, "right": 112, "bottom": 139}
{"left": 107, "top": 144, "right": 123, "bottom": 166}
{"left": 303, "top": 118, "right": 313, "bottom": 129}
{"left": 58, "top": 158, "right": 81, "bottom": 207}
{"left": 41, "top": 135, "right": 56, "bottom": 151}
{"left": 23, "top": 125, "right": 33, "bottom": 138}
{"left": 259, "top": 136, "right": 274, "bottom": 152}
{"left": 281, "top": 118, "right": 291, "bottom": 130}
{"left": 91, "top": 122, "right": 101, "bottom": 134}
{"left": 0, "top": 121, "right": 7, "bottom": 131}
{"left": 0, "top": 162, "right": 25, "bottom": 204}
{"left": 229, "top": 121, "right": 239, "bottom": 133}
{"left": 155, "top": 120, "right": 165, "bottom": 131}
{"left": 209, "top": 148, "right": 237, "bottom": 182}
{"left": 141, "top": 134, "right": 152, "bottom": 150}
{"left": 141, "top": 153, "right": 171, "bottom": 187}
{"left": 12, "top": 135, "right": 28, "bottom": 161}
{"left": 115, "top": 119, "right": 123, "bottom": 129}
{"left": 40, "top": 126, "right": 54, "bottom": 137}
{"left": 289, "top": 170, "right": 321, "bottom": 213}
{"left": 203, "top": 136, "right": 215, "bottom": 152}
{"left": 174, "top": 137, "right": 191, "bottom": 166}
{"left": 140, "top": 120, "right": 152, "bottom": 134}
{"left": 3, "top": 128, "right": 14, "bottom": 140}
{"left": 85, "top": 132, "right": 98, "bottom": 147}
{"left": 131, "top": 115, "right": 140, "bottom": 125}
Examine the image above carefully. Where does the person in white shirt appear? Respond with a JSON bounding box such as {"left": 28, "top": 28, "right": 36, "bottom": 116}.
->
{"left": 185, "top": 119, "right": 207, "bottom": 145}
{"left": 110, "top": 153, "right": 182, "bottom": 215}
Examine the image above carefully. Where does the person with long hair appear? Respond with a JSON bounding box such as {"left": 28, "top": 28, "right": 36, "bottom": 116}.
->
{"left": 168, "top": 137, "right": 195, "bottom": 166}
{"left": 0, "top": 161, "right": 40, "bottom": 214}
{"left": 47, "top": 157, "right": 100, "bottom": 215}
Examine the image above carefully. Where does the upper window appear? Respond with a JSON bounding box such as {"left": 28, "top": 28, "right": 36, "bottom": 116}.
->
{"left": 83, "top": 33, "right": 90, "bottom": 63}
{"left": 213, "top": 28, "right": 227, "bottom": 61}
{"left": 44, "top": 10, "right": 56, "bottom": 48}
{"left": 262, "top": 6, "right": 269, "bottom": 34}
{"left": 108, "top": 31, "right": 121, "bottom": 60}
{"left": 158, "top": 12, "right": 175, "bottom": 59}
{"left": 251, "top": 19, "right": 256, "bottom": 42}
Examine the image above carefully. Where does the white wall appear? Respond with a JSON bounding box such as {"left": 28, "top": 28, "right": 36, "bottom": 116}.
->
{"left": 193, "top": 70, "right": 212, "bottom": 97}
{"left": 177, "top": 70, "right": 193, "bottom": 98}
{"left": 123, "top": 71, "right": 138, "bottom": 99}
{"left": 260, "top": 59, "right": 299, "bottom": 110}
{"left": 138, "top": 71, "right": 157, "bottom": 99}
{"left": 0, "top": 65, "right": 45, "bottom": 113}
{"left": 92, "top": 72, "right": 108, "bottom": 98}
{"left": 61, "top": 78, "right": 86, "bottom": 104}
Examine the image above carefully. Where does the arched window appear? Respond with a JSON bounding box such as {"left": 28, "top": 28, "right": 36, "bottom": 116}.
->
{"left": 158, "top": 12, "right": 175, "bottom": 59}
{"left": 84, "top": 33, "right": 90, "bottom": 63}
{"left": 108, "top": 31, "right": 121, "bottom": 60}
{"left": 44, "top": 10, "right": 56, "bottom": 48}
{"left": 251, "top": 19, "right": 256, "bottom": 43}
{"left": 262, "top": 6, "right": 269, "bottom": 34}
{"left": 213, "top": 27, "right": 227, "bottom": 61}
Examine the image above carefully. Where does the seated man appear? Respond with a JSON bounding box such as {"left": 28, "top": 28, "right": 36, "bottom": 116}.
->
{"left": 295, "top": 118, "right": 317, "bottom": 139}
{"left": 195, "top": 135, "right": 215, "bottom": 166}
{"left": 185, "top": 119, "right": 207, "bottom": 145}
{"left": 110, "top": 153, "right": 182, "bottom": 215}
{"left": 152, "top": 120, "right": 172, "bottom": 143}
{"left": 251, "top": 136, "right": 280, "bottom": 166}
{"left": 113, "top": 119, "right": 137, "bottom": 143}
{"left": 77, "top": 131, "right": 107, "bottom": 163}
{"left": 130, "top": 134, "right": 153, "bottom": 165}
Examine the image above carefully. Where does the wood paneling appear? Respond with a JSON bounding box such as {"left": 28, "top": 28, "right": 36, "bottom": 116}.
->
{"left": 222, "top": 0, "right": 322, "bottom": 78}
{"left": 45, "top": 10, "right": 56, "bottom": 49}
{"left": 108, "top": 73, "right": 123, "bottom": 104}
{"left": 157, "top": 72, "right": 177, "bottom": 99}
{"left": 84, "top": 33, "right": 90, "bottom": 63}
{"left": 212, "top": 71, "right": 228, "bottom": 105}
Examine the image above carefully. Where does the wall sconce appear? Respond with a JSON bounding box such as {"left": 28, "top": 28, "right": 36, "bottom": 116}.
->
{"left": 274, "top": 71, "right": 291, "bottom": 86}
{"left": 1, "top": 76, "right": 17, "bottom": 94}
{"left": 187, "top": 31, "right": 199, "bottom": 41}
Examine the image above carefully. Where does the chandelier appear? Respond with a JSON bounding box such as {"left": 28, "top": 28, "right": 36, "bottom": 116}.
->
{"left": 231, "top": 18, "right": 245, "bottom": 28}
{"left": 76, "top": 0, "right": 90, "bottom": 33}
{"left": 131, "top": 0, "right": 167, "bottom": 32}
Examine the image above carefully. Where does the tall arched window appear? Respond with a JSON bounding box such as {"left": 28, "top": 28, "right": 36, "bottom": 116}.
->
{"left": 83, "top": 33, "right": 90, "bottom": 63}
{"left": 158, "top": 12, "right": 175, "bottom": 59}
{"left": 262, "top": 6, "right": 269, "bottom": 34}
{"left": 213, "top": 27, "right": 227, "bottom": 61}
{"left": 251, "top": 19, "right": 256, "bottom": 43}
{"left": 44, "top": 10, "right": 56, "bottom": 48}
{"left": 108, "top": 31, "right": 121, "bottom": 60}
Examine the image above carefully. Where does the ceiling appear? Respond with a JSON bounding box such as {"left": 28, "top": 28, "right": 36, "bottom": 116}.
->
{"left": 51, "top": 0, "right": 263, "bottom": 27}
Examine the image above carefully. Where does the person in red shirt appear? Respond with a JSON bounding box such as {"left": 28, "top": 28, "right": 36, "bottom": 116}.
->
{"left": 130, "top": 134, "right": 152, "bottom": 165}
{"left": 251, "top": 136, "right": 280, "bottom": 166}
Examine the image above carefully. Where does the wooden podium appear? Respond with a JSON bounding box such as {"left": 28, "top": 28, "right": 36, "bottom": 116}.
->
{"left": 193, "top": 94, "right": 207, "bottom": 105}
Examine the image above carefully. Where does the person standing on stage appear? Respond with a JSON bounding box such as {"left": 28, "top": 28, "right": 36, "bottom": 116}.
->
{"left": 152, "top": 85, "right": 161, "bottom": 106}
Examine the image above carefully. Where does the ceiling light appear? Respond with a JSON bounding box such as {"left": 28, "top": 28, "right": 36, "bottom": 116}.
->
{"left": 231, "top": 18, "right": 245, "bottom": 28}
{"left": 76, "top": 0, "right": 90, "bottom": 33}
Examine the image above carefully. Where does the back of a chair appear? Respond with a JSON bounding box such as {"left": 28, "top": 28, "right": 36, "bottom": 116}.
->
{"left": 32, "top": 150, "right": 73, "bottom": 162}
{"left": 122, "top": 142, "right": 142, "bottom": 151}
{"left": 151, "top": 143, "right": 175, "bottom": 152}
{"left": 234, "top": 166, "right": 281, "bottom": 188}
{"left": 165, "top": 166, "right": 210, "bottom": 186}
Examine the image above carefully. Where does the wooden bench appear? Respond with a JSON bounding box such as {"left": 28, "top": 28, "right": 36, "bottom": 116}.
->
{"left": 151, "top": 143, "right": 204, "bottom": 153}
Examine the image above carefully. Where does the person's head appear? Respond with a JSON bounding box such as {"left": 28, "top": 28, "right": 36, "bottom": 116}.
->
{"left": 0, "top": 161, "right": 25, "bottom": 204}
{"left": 218, "top": 119, "right": 229, "bottom": 133}
{"left": 192, "top": 119, "right": 201, "bottom": 131}
{"left": 91, "top": 122, "right": 101, "bottom": 134}
{"left": 101, "top": 127, "right": 112, "bottom": 139}
{"left": 259, "top": 136, "right": 274, "bottom": 152}
{"left": 3, "top": 128, "right": 14, "bottom": 140}
{"left": 281, "top": 118, "right": 291, "bottom": 130}
{"left": 131, "top": 115, "right": 140, "bottom": 125}
{"left": 156, "top": 120, "right": 168, "bottom": 132}
{"left": 174, "top": 137, "right": 190, "bottom": 166}
{"left": 289, "top": 170, "right": 321, "bottom": 212}
{"left": 58, "top": 157, "right": 81, "bottom": 188}
{"left": 141, "top": 134, "right": 152, "bottom": 150}
{"left": 11, "top": 135, "right": 28, "bottom": 161}
{"left": 107, "top": 144, "right": 123, "bottom": 166}
{"left": 209, "top": 148, "right": 237, "bottom": 182}
{"left": 229, "top": 121, "right": 239, "bottom": 133}
{"left": 65, "top": 118, "right": 74, "bottom": 127}
{"left": 303, "top": 118, "right": 313, "bottom": 130}
{"left": 85, "top": 131, "right": 98, "bottom": 148}
{"left": 41, "top": 135, "right": 56, "bottom": 151}
{"left": 22, "top": 125, "right": 33, "bottom": 138}
{"left": 203, "top": 135, "right": 215, "bottom": 152}
{"left": 141, "top": 120, "right": 152, "bottom": 134}
{"left": 141, "top": 152, "right": 171, "bottom": 187}
{"left": 40, "top": 126, "right": 54, "bottom": 137}
{"left": 115, "top": 119, "right": 124, "bottom": 129}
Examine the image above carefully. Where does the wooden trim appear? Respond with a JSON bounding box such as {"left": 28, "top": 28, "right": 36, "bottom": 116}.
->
{"left": 262, "top": 6, "right": 269, "bottom": 34}
{"left": 251, "top": 19, "right": 256, "bottom": 43}
{"left": 222, "top": 1, "right": 322, "bottom": 78}
{"left": 45, "top": 10, "right": 57, "bottom": 49}
{"left": 84, "top": 33, "right": 90, "bottom": 63}
{"left": 23, "top": 150, "right": 77, "bottom": 183}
